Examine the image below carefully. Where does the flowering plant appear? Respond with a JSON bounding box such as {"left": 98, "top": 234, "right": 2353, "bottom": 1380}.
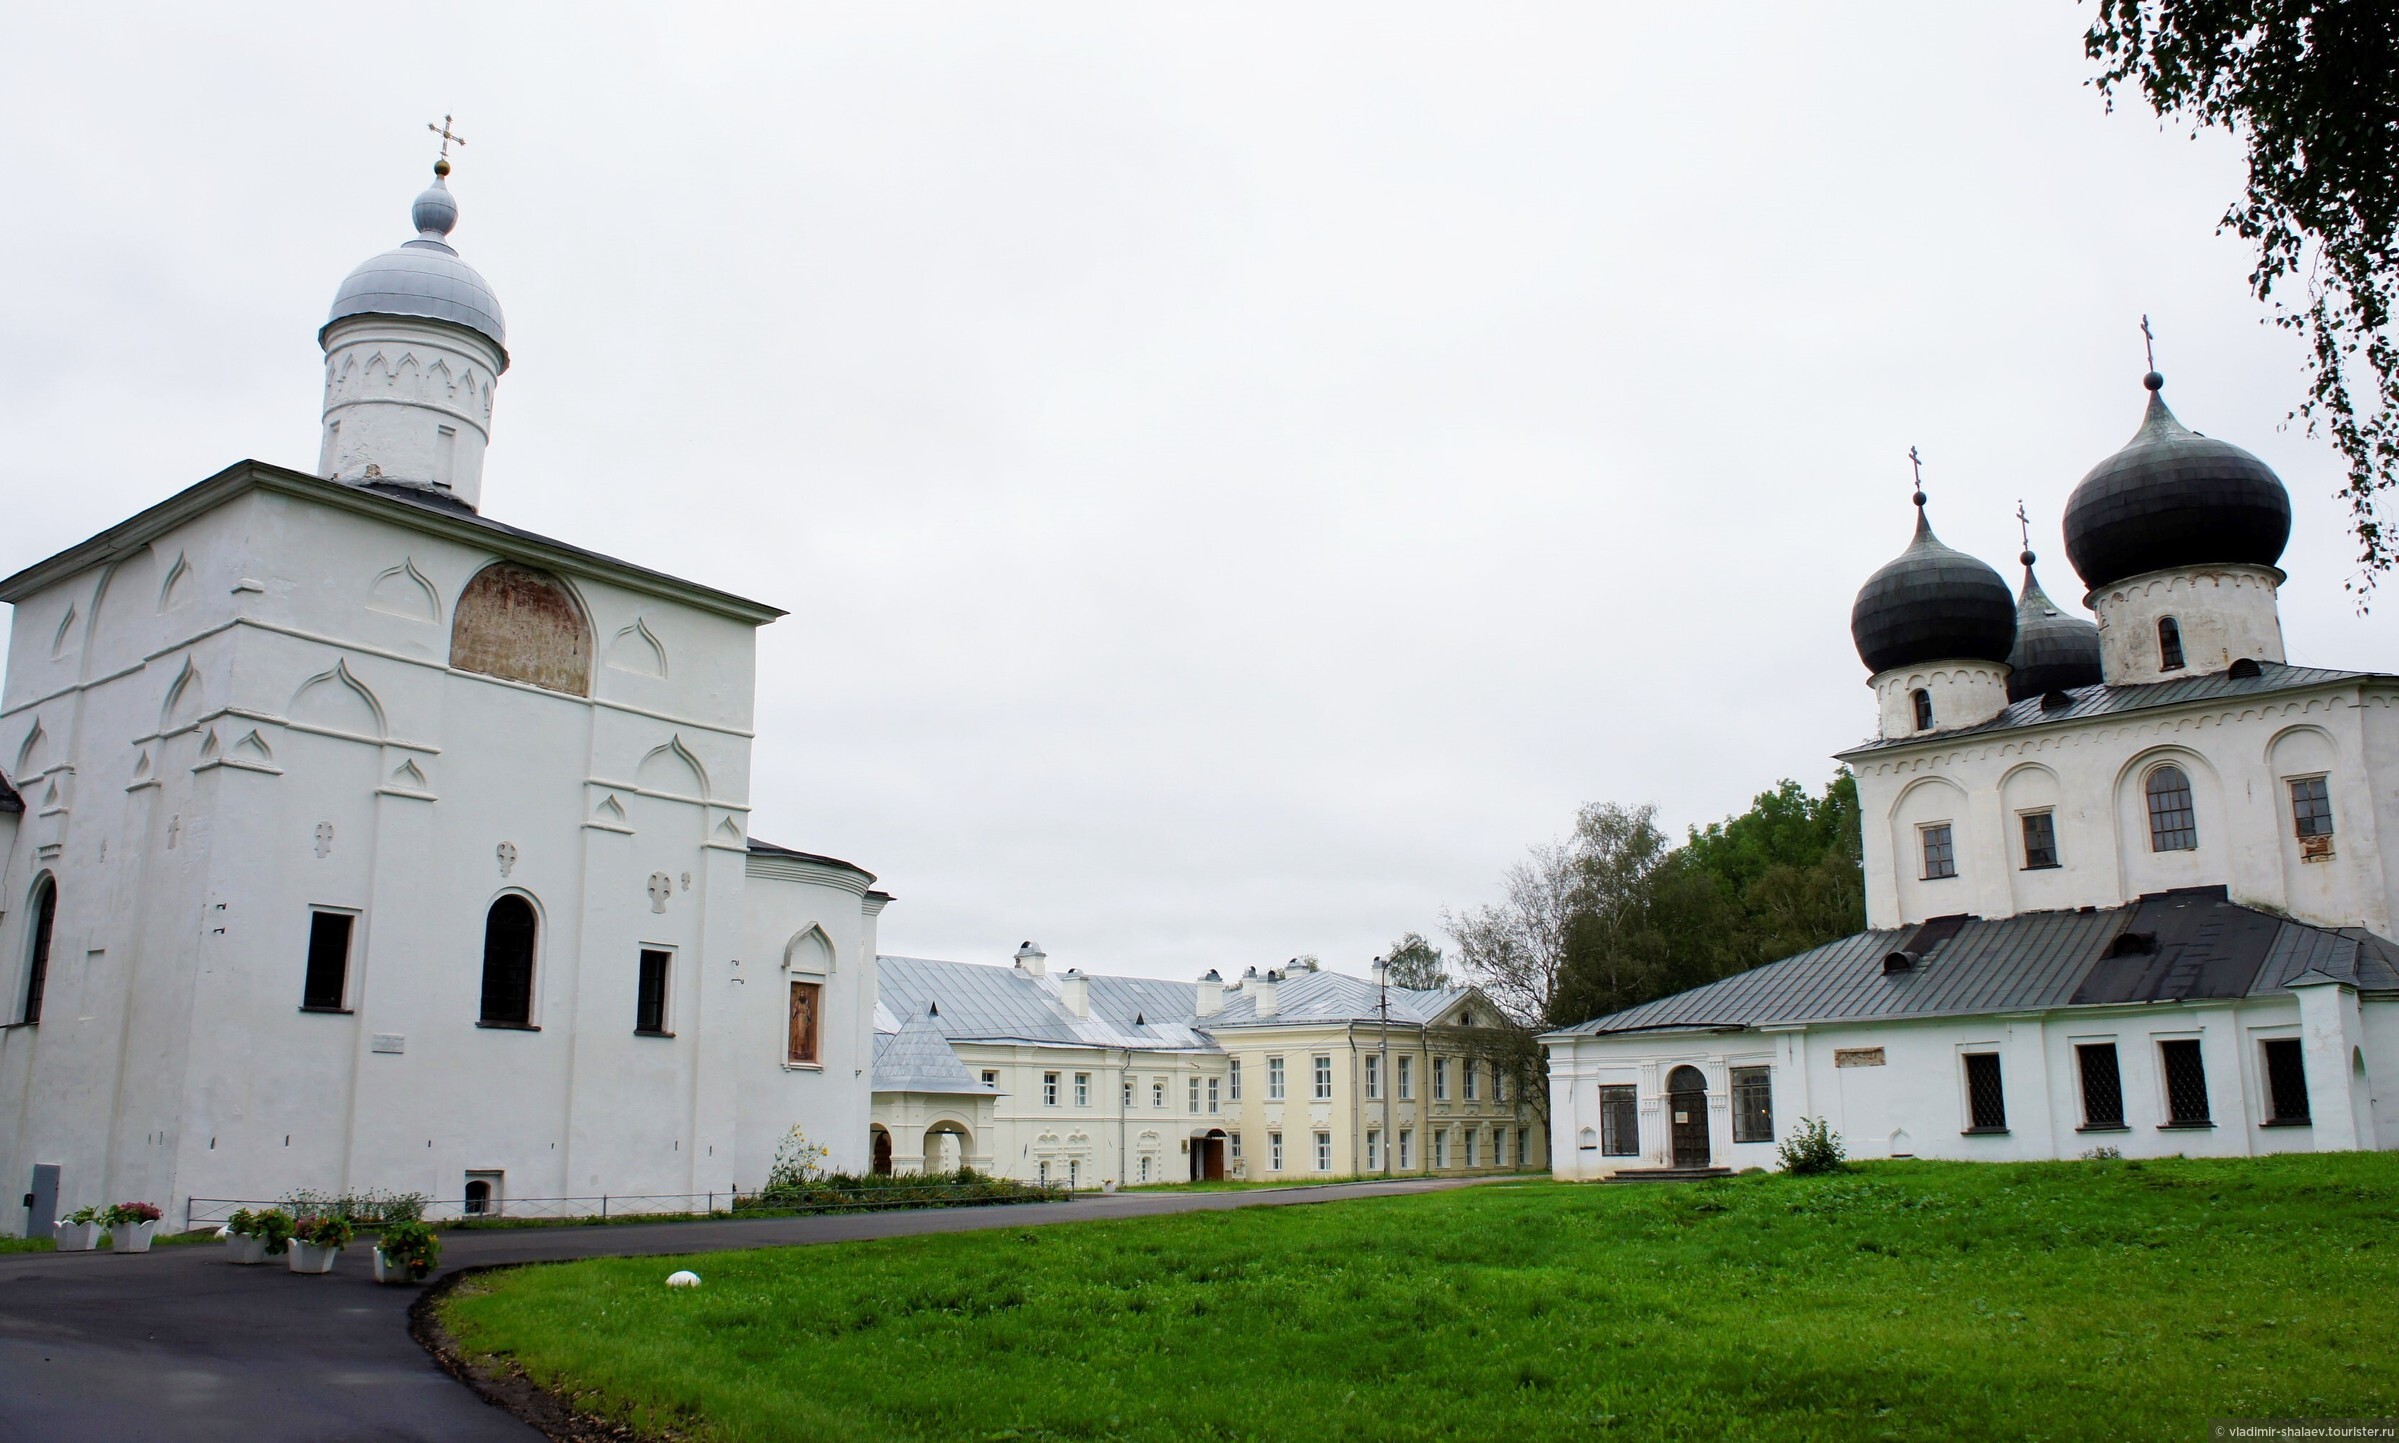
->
{"left": 246, "top": 1208, "right": 296, "bottom": 1255}
{"left": 375, "top": 1220, "right": 441, "bottom": 1280}
{"left": 103, "top": 1202, "right": 163, "bottom": 1227}
{"left": 293, "top": 1213, "right": 354, "bottom": 1249}
{"left": 64, "top": 1205, "right": 102, "bottom": 1226}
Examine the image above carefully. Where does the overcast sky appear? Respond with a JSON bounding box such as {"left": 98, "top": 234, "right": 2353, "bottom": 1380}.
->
{"left": 6, "top": 6, "right": 2393, "bottom": 982}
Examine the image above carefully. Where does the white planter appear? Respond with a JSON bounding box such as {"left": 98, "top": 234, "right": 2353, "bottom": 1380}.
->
{"left": 1101, "top": 1181, "right": 1119, "bottom": 1194}
{"left": 109, "top": 1220, "right": 158, "bottom": 1253}
{"left": 287, "top": 1241, "right": 340, "bottom": 1275}
{"left": 370, "top": 1247, "right": 422, "bottom": 1285}
{"left": 224, "top": 1234, "right": 267, "bottom": 1265}
{"left": 53, "top": 1221, "right": 100, "bottom": 1252}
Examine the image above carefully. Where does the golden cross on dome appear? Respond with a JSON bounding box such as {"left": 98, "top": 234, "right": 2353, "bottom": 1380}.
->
{"left": 427, "top": 115, "right": 468, "bottom": 162}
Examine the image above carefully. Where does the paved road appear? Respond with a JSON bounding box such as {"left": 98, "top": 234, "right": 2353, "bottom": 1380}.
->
{"left": 0, "top": 1177, "right": 1492, "bottom": 1443}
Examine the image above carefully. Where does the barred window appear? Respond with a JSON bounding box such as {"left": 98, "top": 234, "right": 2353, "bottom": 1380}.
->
{"left": 2076, "top": 1043, "right": 2124, "bottom": 1128}
{"left": 1921, "top": 823, "right": 1957, "bottom": 880}
{"left": 2146, "top": 766, "right": 2199, "bottom": 852}
{"left": 1963, "top": 1053, "right": 2006, "bottom": 1131}
{"left": 2157, "top": 616, "right": 2184, "bottom": 671}
{"left": 1730, "top": 1066, "right": 1773, "bottom": 1143}
{"left": 1600, "top": 1084, "right": 1638, "bottom": 1156}
{"left": 2289, "top": 777, "right": 2335, "bottom": 839}
{"left": 2262, "top": 1039, "right": 2310, "bottom": 1124}
{"left": 2160, "top": 1039, "right": 2211, "bottom": 1125}
{"left": 2021, "top": 811, "right": 2060, "bottom": 870}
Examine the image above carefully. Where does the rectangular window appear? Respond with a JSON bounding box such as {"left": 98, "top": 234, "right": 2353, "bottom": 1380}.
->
{"left": 1398, "top": 1129, "right": 1414, "bottom": 1168}
{"left": 1494, "top": 1068, "right": 1509, "bottom": 1103}
{"left": 1963, "top": 1052, "right": 2006, "bottom": 1131}
{"left": 1921, "top": 823, "right": 1957, "bottom": 880}
{"left": 1075, "top": 1072, "right": 1090, "bottom": 1107}
{"left": 1366, "top": 1129, "right": 1382, "bottom": 1170}
{"left": 1043, "top": 1071, "right": 1060, "bottom": 1107}
{"left": 1038, "top": 1160, "right": 1050, "bottom": 1185}
{"left": 1464, "top": 1061, "right": 1480, "bottom": 1101}
{"left": 1433, "top": 1057, "right": 1449, "bottom": 1101}
{"left": 1314, "top": 1131, "right": 1331, "bottom": 1171}
{"left": 2160, "top": 1039, "right": 2211, "bottom": 1125}
{"left": 1730, "top": 1066, "right": 1773, "bottom": 1143}
{"left": 635, "top": 948, "right": 671, "bottom": 1035}
{"left": 2077, "top": 1043, "right": 2125, "bottom": 1128}
{"left": 1229, "top": 1132, "right": 1243, "bottom": 1161}
{"left": 1398, "top": 1056, "right": 1414, "bottom": 1100}
{"left": 1601, "top": 1085, "right": 1638, "bottom": 1155}
{"left": 1229, "top": 1059, "right": 1242, "bottom": 1100}
{"left": 1364, "top": 1054, "right": 1381, "bottom": 1098}
{"left": 2021, "top": 811, "right": 2060, "bottom": 870}
{"left": 1268, "top": 1056, "right": 1286, "bottom": 1100}
{"left": 984, "top": 1069, "right": 1000, "bottom": 1088}
{"left": 1122, "top": 1077, "right": 1133, "bottom": 1107}
{"left": 1464, "top": 1129, "right": 1478, "bottom": 1167}
{"left": 1313, "top": 1054, "right": 1332, "bottom": 1100}
{"left": 1139, "top": 1156, "right": 1150, "bottom": 1182}
{"left": 786, "top": 981, "right": 821, "bottom": 1064}
{"left": 1434, "top": 1129, "right": 1450, "bottom": 1168}
{"left": 2290, "top": 776, "right": 2335, "bottom": 840}
{"left": 2262, "top": 1038, "right": 2310, "bottom": 1124}
{"left": 1207, "top": 1076, "right": 1220, "bottom": 1113}
{"left": 1496, "top": 1128, "right": 1509, "bottom": 1166}
{"left": 1269, "top": 1131, "right": 1283, "bottom": 1171}
{"left": 1517, "top": 1126, "right": 1530, "bottom": 1166}
{"left": 302, "top": 911, "right": 353, "bottom": 1011}
{"left": 1188, "top": 1076, "right": 1201, "bottom": 1113}
{"left": 1152, "top": 1079, "right": 1166, "bottom": 1108}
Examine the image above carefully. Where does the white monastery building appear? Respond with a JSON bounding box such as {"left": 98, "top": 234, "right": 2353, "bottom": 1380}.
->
{"left": 1546, "top": 365, "right": 2399, "bottom": 1177}
{"left": 0, "top": 159, "right": 889, "bottom": 1232}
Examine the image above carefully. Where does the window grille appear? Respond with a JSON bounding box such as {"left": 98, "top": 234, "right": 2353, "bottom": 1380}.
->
{"left": 1730, "top": 1066, "right": 1773, "bottom": 1143}
{"left": 2159, "top": 1039, "right": 2211, "bottom": 1124}
{"left": 2021, "top": 811, "right": 2060, "bottom": 870}
{"left": 1912, "top": 688, "right": 1934, "bottom": 731}
{"left": 634, "top": 949, "right": 670, "bottom": 1034}
{"left": 2262, "top": 1039, "right": 2310, "bottom": 1124}
{"left": 1920, "top": 823, "right": 1957, "bottom": 880}
{"left": 2157, "top": 616, "right": 2184, "bottom": 671}
{"left": 2289, "top": 777, "right": 2335, "bottom": 839}
{"left": 2146, "top": 766, "right": 2199, "bottom": 852}
{"left": 1963, "top": 1053, "right": 2006, "bottom": 1131}
{"left": 2076, "top": 1043, "right": 2124, "bottom": 1128}
{"left": 1600, "top": 1085, "right": 1638, "bottom": 1156}
{"left": 304, "top": 912, "right": 354, "bottom": 1011}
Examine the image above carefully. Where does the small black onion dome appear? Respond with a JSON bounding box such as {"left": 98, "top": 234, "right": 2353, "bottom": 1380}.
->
{"left": 1851, "top": 504, "right": 2018, "bottom": 675}
{"left": 2005, "top": 554, "right": 2103, "bottom": 701}
{"left": 2062, "top": 373, "right": 2290, "bottom": 590}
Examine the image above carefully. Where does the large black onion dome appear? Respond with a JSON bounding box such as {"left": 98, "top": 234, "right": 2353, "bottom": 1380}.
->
{"left": 2062, "top": 374, "right": 2289, "bottom": 590}
{"left": 2005, "top": 554, "right": 2102, "bottom": 701}
{"left": 1851, "top": 507, "right": 2018, "bottom": 675}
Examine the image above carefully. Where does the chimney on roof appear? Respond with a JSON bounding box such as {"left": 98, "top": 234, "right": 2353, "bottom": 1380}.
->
{"left": 1060, "top": 968, "right": 1089, "bottom": 1019}
{"left": 1196, "top": 969, "right": 1224, "bottom": 1018}
{"left": 1254, "top": 970, "right": 1280, "bottom": 1018}
{"left": 1014, "top": 941, "right": 1047, "bottom": 978}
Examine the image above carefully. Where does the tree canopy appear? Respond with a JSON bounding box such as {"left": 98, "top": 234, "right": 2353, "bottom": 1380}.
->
{"left": 1382, "top": 931, "right": 1450, "bottom": 989}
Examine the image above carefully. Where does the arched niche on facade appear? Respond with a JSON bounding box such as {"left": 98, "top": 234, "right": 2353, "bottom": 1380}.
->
{"left": 784, "top": 924, "right": 835, "bottom": 976}
{"left": 449, "top": 562, "right": 592, "bottom": 697}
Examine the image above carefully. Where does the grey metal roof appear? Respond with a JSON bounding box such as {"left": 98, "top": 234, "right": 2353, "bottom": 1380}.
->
{"left": 323, "top": 176, "right": 508, "bottom": 357}
{"left": 1550, "top": 889, "right": 2399, "bottom": 1038}
{"left": 1839, "top": 660, "right": 2380, "bottom": 755}
{"left": 745, "top": 838, "right": 873, "bottom": 879}
{"left": 1209, "top": 969, "right": 1471, "bottom": 1027}
{"left": 872, "top": 1008, "right": 1000, "bottom": 1095}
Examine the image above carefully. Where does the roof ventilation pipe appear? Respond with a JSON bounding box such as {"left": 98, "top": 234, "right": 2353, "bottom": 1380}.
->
{"left": 1060, "top": 968, "right": 1090, "bottom": 1019}
{"left": 1254, "top": 970, "right": 1280, "bottom": 1018}
{"left": 1014, "top": 941, "right": 1047, "bottom": 978}
{"left": 1196, "top": 969, "right": 1225, "bottom": 1018}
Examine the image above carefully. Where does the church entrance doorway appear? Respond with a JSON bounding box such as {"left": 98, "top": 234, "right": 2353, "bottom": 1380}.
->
{"left": 1189, "top": 1130, "right": 1227, "bottom": 1182}
{"left": 1666, "top": 1066, "right": 1710, "bottom": 1168}
{"left": 870, "top": 1127, "right": 892, "bottom": 1176}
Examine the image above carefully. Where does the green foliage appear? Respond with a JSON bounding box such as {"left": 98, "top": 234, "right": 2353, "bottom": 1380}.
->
{"left": 2088, "top": 2, "right": 2399, "bottom": 596}
{"left": 294, "top": 1213, "right": 354, "bottom": 1249}
{"left": 376, "top": 1220, "right": 442, "bottom": 1280}
{"left": 442, "top": 1154, "right": 2399, "bottom": 1441}
{"left": 281, "top": 1188, "right": 426, "bottom": 1225}
{"left": 746, "top": 1167, "right": 1057, "bottom": 1213}
{"left": 764, "top": 1126, "right": 832, "bottom": 1194}
{"left": 1382, "top": 931, "right": 1448, "bottom": 989}
{"left": 242, "top": 1208, "right": 296, "bottom": 1255}
{"left": 1776, "top": 1117, "right": 1847, "bottom": 1176}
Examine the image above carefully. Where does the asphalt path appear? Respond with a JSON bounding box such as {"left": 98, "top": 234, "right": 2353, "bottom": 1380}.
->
{"left": 0, "top": 1175, "right": 1495, "bottom": 1443}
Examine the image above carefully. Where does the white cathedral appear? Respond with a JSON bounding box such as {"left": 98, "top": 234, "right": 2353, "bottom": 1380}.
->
{"left": 0, "top": 159, "right": 891, "bottom": 1231}
{"left": 1546, "top": 367, "right": 2398, "bottom": 1175}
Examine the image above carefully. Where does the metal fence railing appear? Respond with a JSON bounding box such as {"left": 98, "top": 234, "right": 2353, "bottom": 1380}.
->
{"left": 185, "top": 1180, "right": 1071, "bottom": 1231}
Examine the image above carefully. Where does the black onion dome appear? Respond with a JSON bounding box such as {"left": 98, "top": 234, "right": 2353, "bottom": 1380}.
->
{"left": 1851, "top": 507, "right": 2018, "bottom": 675}
{"left": 2062, "top": 374, "right": 2290, "bottom": 591}
{"left": 2005, "top": 555, "right": 2102, "bottom": 701}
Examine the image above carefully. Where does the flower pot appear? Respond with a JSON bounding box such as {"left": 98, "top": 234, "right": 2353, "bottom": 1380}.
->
{"left": 53, "top": 1221, "right": 100, "bottom": 1252}
{"left": 287, "top": 1241, "right": 340, "bottom": 1275}
{"left": 371, "top": 1247, "right": 421, "bottom": 1285}
{"left": 1101, "top": 1181, "right": 1119, "bottom": 1194}
{"left": 110, "top": 1220, "right": 158, "bottom": 1253}
{"left": 224, "top": 1234, "right": 267, "bottom": 1265}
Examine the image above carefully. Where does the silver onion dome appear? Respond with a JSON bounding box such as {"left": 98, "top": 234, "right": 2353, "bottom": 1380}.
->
{"left": 321, "top": 162, "right": 508, "bottom": 363}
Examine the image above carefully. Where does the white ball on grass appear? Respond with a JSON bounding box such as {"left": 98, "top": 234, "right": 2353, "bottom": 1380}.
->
{"left": 666, "top": 1270, "right": 701, "bottom": 1289}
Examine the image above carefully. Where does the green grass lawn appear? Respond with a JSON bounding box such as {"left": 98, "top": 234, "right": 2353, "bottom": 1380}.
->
{"left": 438, "top": 1153, "right": 2399, "bottom": 1442}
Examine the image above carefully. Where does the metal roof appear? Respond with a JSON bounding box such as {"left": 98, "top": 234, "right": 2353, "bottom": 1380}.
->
{"left": 1549, "top": 888, "right": 2399, "bottom": 1038}
{"left": 1838, "top": 660, "right": 2380, "bottom": 756}
{"left": 872, "top": 1008, "right": 1001, "bottom": 1096}
{"left": 1210, "top": 969, "right": 1471, "bottom": 1027}
{"left": 745, "top": 838, "right": 873, "bottom": 879}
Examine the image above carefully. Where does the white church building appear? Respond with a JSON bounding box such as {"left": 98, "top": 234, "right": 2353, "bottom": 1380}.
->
{"left": 1546, "top": 366, "right": 2398, "bottom": 1176}
{"left": 0, "top": 158, "right": 887, "bottom": 1233}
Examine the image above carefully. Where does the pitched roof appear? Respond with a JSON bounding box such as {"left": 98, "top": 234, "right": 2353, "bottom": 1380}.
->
{"left": 1837, "top": 660, "right": 2381, "bottom": 756}
{"left": 1548, "top": 887, "right": 2399, "bottom": 1038}
{"left": 1209, "top": 968, "right": 1472, "bottom": 1027}
{"left": 871, "top": 1008, "right": 1001, "bottom": 1095}
{"left": 745, "top": 837, "right": 874, "bottom": 879}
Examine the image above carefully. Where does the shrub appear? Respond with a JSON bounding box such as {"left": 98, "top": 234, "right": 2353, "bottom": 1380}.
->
{"left": 63, "top": 1206, "right": 102, "bottom": 1226}
{"left": 251, "top": 1208, "right": 296, "bottom": 1255}
{"left": 103, "top": 1202, "right": 162, "bottom": 1227}
{"left": 1777, "top": 1117, "right": 1847, "bottom": 1176}
{"left": 764, "top": 1127, "right": 833, "bottom": 1193}
{"left": 294, "top": 1213, "right": 355, "bottom": 1249}
{"left": 282, "top": 1189, "right": 427, "bottom": 1225}
{"left": 376, "top": 1220, "right": 441, "bottom": 1280}
{"left": 2082, "top": 1145, "right": 2124, "bottom": 1161}
{"left": 743, "top": 1166, "right": 1058, "bottom": 1214}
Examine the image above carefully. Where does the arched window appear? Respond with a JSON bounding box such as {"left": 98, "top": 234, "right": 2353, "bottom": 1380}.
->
{"left": 450, "top": 562, "right": 593, "bottom": 697}
{"left": 479, "top": 895, "right": 538, "bottom": 1026}
{"left": 2157, "top": 617, "right": 2185, "bottom": 671}
{"left": 20, "top": 876, "right": 56, "bottom": 1024}
{"left": 463, "top": 1179, "right": 493, "bottom": 1216}
{"left": 1912, "top": 688, "right": 1934, "bottom": 731}
{"left": 2146, "top": 765, "right": 2199, "bottom": 852}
